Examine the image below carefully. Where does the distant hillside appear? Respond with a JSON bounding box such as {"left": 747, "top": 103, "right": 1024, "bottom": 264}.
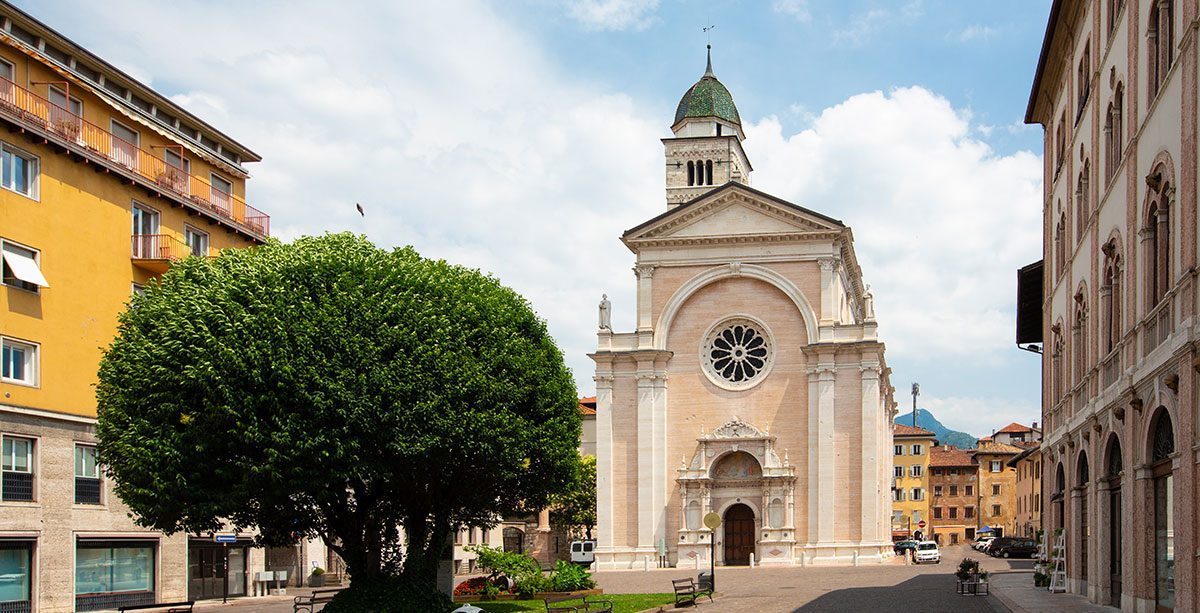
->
{"left": 895, "top": 409, "right": 978, "bottom": 449}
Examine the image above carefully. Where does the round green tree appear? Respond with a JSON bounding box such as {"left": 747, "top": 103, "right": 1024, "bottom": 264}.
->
{"left": 96, "top": 233, "right": 581, "bottom": 609}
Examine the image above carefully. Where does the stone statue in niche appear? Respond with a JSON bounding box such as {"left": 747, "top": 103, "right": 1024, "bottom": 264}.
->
{"left": 863, "top": 284, "right": 876, "bottom": 321}
{"left": 712, "top": 451, "right": 763, "bottom": 480}
{"left": 598, "top": 293, "right": 611, "bottom": 330}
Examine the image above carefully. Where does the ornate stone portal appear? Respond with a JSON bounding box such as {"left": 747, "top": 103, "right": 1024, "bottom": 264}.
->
{"left": 676, "top": 418, "right": 797, "bottom": 566}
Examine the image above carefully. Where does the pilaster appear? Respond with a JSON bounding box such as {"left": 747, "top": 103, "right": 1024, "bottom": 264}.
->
{"left": 860, "top": 364, "right": 882, "bottom": 542}
{"left": 635, "top": 264, "right": 656, "bottom": 350}
{"left": 818, "top": 259, "right": 838, "bottom": 326}
{"left": 594, "top": 373, "right": 615, "bottom": 550}
{"left": 807, "top": 360, "right": 837, "bottom": 544}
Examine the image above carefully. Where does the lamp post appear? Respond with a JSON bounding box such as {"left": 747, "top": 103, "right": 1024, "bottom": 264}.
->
{"left": 911, "top": 383, "right": 920, "bottom": 427}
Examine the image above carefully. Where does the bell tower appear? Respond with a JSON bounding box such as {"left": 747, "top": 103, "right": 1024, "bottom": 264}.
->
{"left": 663, "top": 45, "right": 752, "bottom": 208}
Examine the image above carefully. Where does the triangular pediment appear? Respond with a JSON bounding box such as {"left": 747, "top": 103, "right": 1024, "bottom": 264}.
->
{"left": 624, "top": 183, "right": 843, "bottom": 244}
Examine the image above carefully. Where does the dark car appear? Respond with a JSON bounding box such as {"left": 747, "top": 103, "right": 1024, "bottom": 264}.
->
{"left": 893, "top": 540, "right": 919, "bottom": 555}
{"left": 989, "top": 537, "right": 1037, "bottom": 558}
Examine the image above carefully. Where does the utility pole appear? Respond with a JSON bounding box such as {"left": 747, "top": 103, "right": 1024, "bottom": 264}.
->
{"left": 911, "top": 383, "right": 920, "bottom": 428}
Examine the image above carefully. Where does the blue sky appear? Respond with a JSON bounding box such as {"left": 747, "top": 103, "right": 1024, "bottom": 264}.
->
{"left": 18, "top": 0, "right": 1055, "bottom": 436}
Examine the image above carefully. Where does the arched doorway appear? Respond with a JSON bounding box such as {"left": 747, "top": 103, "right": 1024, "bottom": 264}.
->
{"left": 1076, "top": 451, "right": 1089, "bottom": 585}
{"left": 1148, "top": 408, "right": 1174, "bottom": 612}
{"left": 723, "top": 504, "right": 755, "bottom": 566}
{"left": 503, "top": 527, "right": 524, "bottom": 554}
{"left": 1052, "top": 463, "right": 1066, "bottom": 533}
{"left": 1105, "top": 435, "right": 1123, "bottom": 608}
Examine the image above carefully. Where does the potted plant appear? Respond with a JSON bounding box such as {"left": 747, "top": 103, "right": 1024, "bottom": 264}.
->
{"left": 307, "top": 567, "right": 326, "bottom": 588}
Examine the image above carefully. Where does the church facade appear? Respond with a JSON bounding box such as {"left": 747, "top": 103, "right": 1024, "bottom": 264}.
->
{"left": 591, "top": 50, "right": 898, "bottom": 569}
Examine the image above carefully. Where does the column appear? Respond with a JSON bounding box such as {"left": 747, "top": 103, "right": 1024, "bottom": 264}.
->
{"left": 808, "top": 361, "right": 836, "bottom": 544}
{"left": 594, "top": 374, "right": 615, "bottom": 550}
{"left": 634, "top": 264, "right": 656, "bottom": 348}
{"left": 650, "top": 372, "right": 668, "bottom": 551}
{"left": 860, "top": 364, "right": 882, "bottom": 543}
{"left": 636, "top": 372, "right": 656, "bottom": 548}
{"left": 818, "top": 259, "right": 838, "bottom": 326}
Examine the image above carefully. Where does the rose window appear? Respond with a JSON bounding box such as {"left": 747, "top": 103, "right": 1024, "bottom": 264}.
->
{"left": 702, "top": 318, "right": 773, "bottom": 389}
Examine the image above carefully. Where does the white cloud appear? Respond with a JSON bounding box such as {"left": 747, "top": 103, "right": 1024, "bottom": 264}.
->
{"left": 832, "top": 9, "right": 890, "bottom": 46}
{"left": 744, "top": 87, "right": 1043, "bottom": 365}
{"left": 952, "top": 24, "right": 998, "bottom": 43}
{"left": 564, "top": 0, "right": 660, "bottom": 31}
{"left": 922, "top": 395, "right": 1041, "bottom": 438}
{"left": 772, "top": 0, "right": 811, "bottom": 23}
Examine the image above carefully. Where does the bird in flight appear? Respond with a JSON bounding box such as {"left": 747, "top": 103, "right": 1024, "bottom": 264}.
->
{"left": 355, "top": 202, "right": 365, "bottom": 216}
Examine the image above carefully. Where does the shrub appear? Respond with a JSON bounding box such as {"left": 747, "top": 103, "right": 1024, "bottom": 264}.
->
{"left": 550, "top": 560, "right": 595, "bottom": 592}
{"left": 310, "top": 567, "right": 325, "bottom": 576}
{"left": 514, "top": 573, "right": 552, "bottom": 598}
{"left": 955, "top": 558, "right": 981, "bottom": 582}
{"left": 466, "top": 545, "right": 541, "bottom": 584}
{"left": 1034, "top": 571, "right": 1051, "bottom": 587}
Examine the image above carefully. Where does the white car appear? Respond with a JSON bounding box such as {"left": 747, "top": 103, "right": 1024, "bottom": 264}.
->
{"left": 914, "top": 541, "right": 941, "bottom": 564}
{"left": 973, "top": 536, "right": 995, "bottom": 551}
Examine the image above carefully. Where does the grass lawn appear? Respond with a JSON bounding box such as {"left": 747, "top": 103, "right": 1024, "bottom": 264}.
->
{"left": 472, "top": 593, "right": 677, "bottom": 613}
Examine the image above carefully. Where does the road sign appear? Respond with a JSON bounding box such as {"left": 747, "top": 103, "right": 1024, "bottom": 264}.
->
{"left": 703, "top": 512, "right": 722, "bottom": 530}
{"left": 917, "top": 521, "right": 926, "bottom": 529}
{"left": 213, "top": 533, "right": 237, "bottom": 543}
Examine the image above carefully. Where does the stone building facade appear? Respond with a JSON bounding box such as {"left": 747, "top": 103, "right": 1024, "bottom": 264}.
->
{"left": 591, "top": 48, "right": 897, "bottom": 570}
{"left": 975, "top": 441, "right": 1022, "bottom": 538}
{"left": 928, "top": 446, "right": 979, "bottom": 546}
{"left": 1024, "top": 0, "right": 1200, "bottom": 609}
{"left": 1008, "top": 443, "right": 1044, "bottom": 538}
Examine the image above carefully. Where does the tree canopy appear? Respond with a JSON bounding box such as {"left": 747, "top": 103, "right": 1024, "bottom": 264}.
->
{"left": 550, "top": 454, "right": 596, "bottom": 540}
{"left": 96, "top": 233, "right": 581, "bottom": 606}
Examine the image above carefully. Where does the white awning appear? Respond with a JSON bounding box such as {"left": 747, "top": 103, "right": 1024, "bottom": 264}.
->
{"left": 2, "top": 247, "right": 49, "bottom": 288}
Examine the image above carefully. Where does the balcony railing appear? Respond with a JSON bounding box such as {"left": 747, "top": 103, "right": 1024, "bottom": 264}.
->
{"left": 131, "top": 234, "right": 193, "bottom": 261}
{"left": 1142, "top": 295, "right": 1174, "bottom": 356}
{"left": 0, "top": 77, "right": 269, "bottom": 237}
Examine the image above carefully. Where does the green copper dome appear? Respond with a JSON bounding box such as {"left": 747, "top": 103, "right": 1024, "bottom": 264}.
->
{"left": 674, "top": 46, "right": 741, "bottom": 127}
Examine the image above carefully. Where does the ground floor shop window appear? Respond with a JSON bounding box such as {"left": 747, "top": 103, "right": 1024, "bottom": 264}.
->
{"left": 189, "top": 541, "right": 249, "bottom": 600}
{"left": 0, "top": 541, "right": 31, "bottom": 613}
{"left": 75, "top": 541, "right": 155, "bottom": 611}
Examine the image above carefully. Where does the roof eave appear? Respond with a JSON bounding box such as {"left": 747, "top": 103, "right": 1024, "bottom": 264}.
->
{"left": 1025, "top": 0, "right": 1064, "bottom": 125}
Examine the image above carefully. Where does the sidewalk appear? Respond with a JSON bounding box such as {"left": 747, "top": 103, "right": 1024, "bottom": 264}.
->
{"left": 989, "top": 571, "right": 1118, "bottom": 613}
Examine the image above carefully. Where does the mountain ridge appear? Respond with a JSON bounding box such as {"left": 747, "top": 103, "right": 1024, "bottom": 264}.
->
{"left": 895, "top": 408, "right": 978, "bottom": 449}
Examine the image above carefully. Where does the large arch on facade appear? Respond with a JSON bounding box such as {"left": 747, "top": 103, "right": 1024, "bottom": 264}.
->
{"left": 654, "top": 263, "right": 819, "bottom": 350}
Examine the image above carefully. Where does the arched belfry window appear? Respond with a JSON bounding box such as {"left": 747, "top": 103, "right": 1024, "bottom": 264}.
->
{"left": 687, "top": 161, "right": 695, "bottom": 186}
{"left": 705, "top": 160, "right": 713, "bottom": 185}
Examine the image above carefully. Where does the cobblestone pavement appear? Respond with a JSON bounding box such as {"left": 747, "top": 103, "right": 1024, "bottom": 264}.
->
{"left": 185, "top": 545, "right": 1110, "bottom": 612}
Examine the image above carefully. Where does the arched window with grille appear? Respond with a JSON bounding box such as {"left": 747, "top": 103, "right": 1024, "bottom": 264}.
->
{"left": 1148, "top": 0, "right": 1174, "bottom": 97}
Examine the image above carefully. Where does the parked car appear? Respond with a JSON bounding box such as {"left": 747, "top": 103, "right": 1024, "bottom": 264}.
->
{"left": 893, "top": 540, "right": 919, "bottom": 555}
{"left": 989, "top": 537, "right": 1038, "bottom": 559}
{"left": 913, "top": 541, "right": 941, "bottom": 564}
{"left": 972, "top": 536, "right": 995, "bottom": 551}
{"left": 570, "top": 540, "right": 595, "bottom": 565}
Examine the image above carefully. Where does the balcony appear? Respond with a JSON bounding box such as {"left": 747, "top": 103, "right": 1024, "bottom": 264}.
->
{"left": 0, "top": 77, "right": 269, "bottom": 238}
{"left": 131, "top": 234, "right": 192, "bottom": 273}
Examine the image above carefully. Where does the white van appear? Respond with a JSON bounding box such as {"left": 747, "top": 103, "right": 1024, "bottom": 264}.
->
{"left": 570, "top": 540, "right": 595, "bottom": 565}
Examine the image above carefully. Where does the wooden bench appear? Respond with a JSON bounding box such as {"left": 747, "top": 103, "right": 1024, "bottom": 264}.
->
{"left": 293, "top": 588, "right": 344, "bottom": 612}
{"left": 118, "top": 602, "right": 194, "bottom": 613}
{"left": 543, "top": 593, "right": 613, "bottom": 613}
{"left": 672, "top": 578, "right": 714, "bottom": 607}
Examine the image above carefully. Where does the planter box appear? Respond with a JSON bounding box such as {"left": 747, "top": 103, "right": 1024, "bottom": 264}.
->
{"left": 308, "top": 574, "right": 326, "bottom": 588}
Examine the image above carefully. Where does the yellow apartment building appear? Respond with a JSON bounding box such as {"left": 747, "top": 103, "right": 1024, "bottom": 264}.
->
{"left": 890, "top": 424, "right": 935, "bottom": 541}
{"left": 0, "top": 2, "right": 279, "bottom": 610}
{"left": 1008, "top": 442, "right": 1042, "bottom": 538}
{"left": 928, "top": 445, "right": 978, "bottom": 546}
{"left": 974, "top": 441, "right": 1021, "bottom": 538}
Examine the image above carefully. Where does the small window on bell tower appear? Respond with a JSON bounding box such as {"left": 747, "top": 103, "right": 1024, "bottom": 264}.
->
{"left": 716, "top": 123, "right": 723, "bottom": 136}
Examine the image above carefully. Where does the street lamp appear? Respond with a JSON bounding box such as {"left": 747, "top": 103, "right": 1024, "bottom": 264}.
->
{"left": 911, "top": 383, "right": 920, "bottom": 427}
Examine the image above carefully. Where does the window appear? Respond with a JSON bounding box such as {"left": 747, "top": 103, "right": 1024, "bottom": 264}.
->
{"left": 1054, "top": 212, "right": 1066, "bottom": 278}
{"left": 161, "top": 147, "right": 190, "bottom": 194}
{"left": 991, "top": 504, "right": 1002, "bottom": 517}
{"left": 949, "top": 468, "right": 958, "bottom": 476}
{"left": 1, "top": 143, "right": 37, "bottom": 197}
{"left": 1108, "top": 0, "right": 1124, "bottom": 36}
{"left": 210, "top": 173, "right": 233, "bottom": 212}
{"left": 894, "top": 444, "right": 903, "bottom": 456}
{"left": 934, "top": 485, "right": 943, "bottom": 497}
{"left": 911, "top": 488, "right": 923, "bottom": 501}
{"left": 0, "top": 541, "right": 32, "bottom": 609}
{"left": 48, "top": 86, "right": 83, "bottom": 116}
{"left": 1055, "top": 114, "right": 1067, "bottom": 174}
{"left": 131, "top": 283, "right": 145, "bottom": 296}
{"left": 48, "top": 85, "right": 83, "bottom": 143}
{"left": 110, "top": 120, "right": 139, "bottom": 170}
{"left": 965, "top": 485, "right": 974, "bottom": 497}
{"left": 75, "top": 541, "right": 155, "bottom": 611}
{"left": 950, "top": 533, "right": 959, "bottom": 545}
{"left": 910, "top": 465, "right": 922, "bottom": 477}
{"left": 990, "top": 461, "right": 1002, "bottom": 473}
{"left": 1146, "top": 166, "right": 1172, "bottom": 308}
{"left": 949, "top": 507, "right": 958, "bottom": 519}
{"left": 130, "top": 204, "right": 161, "bottom": 259}
{"left": 949, "top": 485, "right": 958, "bottom": 497}
{"left": 1, "top": 241, "right": 49, "bottom": 292}
{"left": 1102, "top": 240, "right": 1123, "bottom": 354}
{"left": 1, "top": 435, "right": 34, "bottom": 502}
{"left": 1105, "top": 86, "right": 1125, "bottom": 183}
{"left": 1, "top": 337, "right": 38, "bottom": 386}
{"left": 686, "top": 161, "right": 695, "bottom": 186}
{"left": 1147, "top": 0, "right": 1174, "bottom": 97}
{"left": 894, "top": 465, "right": 903, "bottom": 478}
{"left": 965, "top": 506, "right": 975, "bottom": 519}
{"left": 992, "top": 483, "right": 1001, "bottom": 495}
{"left": 933, "top": 507, "right": 942, "bottom": 519}
{"left": 1077, "top": 43, "right": 1091, "bottom": 120}
{"left": 893, "top": 489, "right": 905, "bottom": 502}
{"left": 704, "top": 160, "right": 713, "bottom": 185}
{"left": 911, "top": 444, "right": 923, "bottom": 455}
{"left": 75, "top": 445, "right": 101, "bottom": 505}
{"left": 184, "top": 226, "right": 209, "bottom": 257}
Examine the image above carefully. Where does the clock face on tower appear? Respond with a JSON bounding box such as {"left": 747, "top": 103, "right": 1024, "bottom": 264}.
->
{"left": 701, "top": 316, "right": 774, "bottom": 391}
